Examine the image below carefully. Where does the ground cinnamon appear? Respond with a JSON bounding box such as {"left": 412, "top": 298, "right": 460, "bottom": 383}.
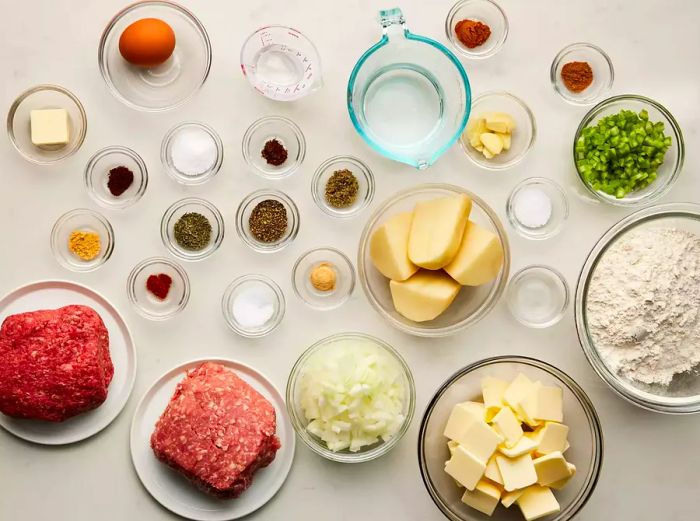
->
{"left": 455, "top": 19, "right": 491, "bottom": 49}
{"left": 561, "top": 61, "right": 593, "bottom": 93}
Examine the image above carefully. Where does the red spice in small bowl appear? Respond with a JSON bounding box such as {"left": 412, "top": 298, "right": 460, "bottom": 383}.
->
{"left": 107, "top": 165, "right": 134, "bottom": 197}
{"left": 147, "top": 273, "right": 173, "bottom": 300}
{"left": 261, "top": 139, "right": 288, "bottom": 166}
{"left": 455, "top": 19, "right": 491, "bottom": 49}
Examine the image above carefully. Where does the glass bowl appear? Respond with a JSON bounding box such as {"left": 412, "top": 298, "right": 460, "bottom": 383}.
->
{"left": 98, "top": 0, "right": 212, "bottom": 111}
{"left": 311, "top": 156, "right": 375, "bottom": 218}
{"left": 161, "top": 121, "right": 223, "bottom": 185}
{"left": 221, "top": 275, "right": 285, "bottom": 338}
{"left": 506, "top": 177, "right": 569, "bottom": 240}
{"left": 358, "top": 184, "right": 510, "bottom": 337}
{"left": 160, "top": 197, "right": 224, "bottom": 261}
{"left": 235, "top": 190, "right": 300, "bottom": 253}
{"left": 242, "top": 116, "right": 306, "bottom": 179}
{"left": 445, "top": 0, "right": 509, "bottom": 59}
{"left": 127, "top": 257, "right": 190, "bottom": 320}
{"left": 418, "top": 356, "right": 603, "bottom": 521}
{"left": 551, "top": 43, "right": 614, "bottom": 106}
{"left": 459, "top": 91, "right": 536, "bottom": 171}
{"left": 507, "top": 265, "right": 570, "bottom": 328}
{"left": 50, "top": 209, "right": 114, "bottom": 272}
{"left": 292, "top": 247, "right": 356, "bottom": 310}
{"left": 575, "top": 203, "right": 700, "bottom": 414}
{"left": 573, "top": 95, "right": 684, "bottom": 207}
{"left": 84, "top": 146, "right": 148, "bottom": 209}
{"left": 7, "top": 84, "right": 87, "bottom": 164}
{"left": 286, "top": 332, "right": 415, "bottom": 463}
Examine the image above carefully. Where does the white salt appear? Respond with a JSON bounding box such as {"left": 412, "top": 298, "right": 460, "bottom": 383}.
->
{"left": 170, "top": 127, "right": 217, "bottom": 176}
{"left": 232, "top": 284, "right": 276, "bottom": 329}
{"left": 513, "top": 187, "right": 552, "bottom": 229}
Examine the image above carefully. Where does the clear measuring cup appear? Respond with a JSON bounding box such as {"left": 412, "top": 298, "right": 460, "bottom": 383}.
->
{"left": 347, "top": 8, "right": 471, "bottom": 169}
{"left": 240, "top": 25, "right": 323, "bottom": 102}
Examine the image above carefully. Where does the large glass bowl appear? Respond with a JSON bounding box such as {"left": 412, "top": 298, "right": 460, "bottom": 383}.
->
{"left": 419, "top": 356, "right": 603, "bottom": 521}
{"left": 573, "top": 95, "right": 684, "bottom": 207}
{"left": 575, "top": 203, "right": 700, "bottom": 414}
{"left": 358, "top": 184, "right": 510, "bottom": 337}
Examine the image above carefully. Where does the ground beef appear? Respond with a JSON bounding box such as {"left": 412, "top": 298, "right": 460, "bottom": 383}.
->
{"left": 0, "top": 305, "right": 113, "bottom": 422}
{"left": 151, "top": 362, "right": 281, "bottom": 499}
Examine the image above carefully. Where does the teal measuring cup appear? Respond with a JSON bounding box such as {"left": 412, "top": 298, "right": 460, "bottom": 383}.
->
{"left": 347, "top": 8, "right": 471, "bottom": 169}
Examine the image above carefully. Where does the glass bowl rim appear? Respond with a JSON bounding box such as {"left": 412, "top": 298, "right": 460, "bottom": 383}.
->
{"left": 241, "top": 115, "right": 307, "bottom": 179}
{"left": 160, "top": 121, "right": 224, "bottom": 185}
{"left": 235, "top": 189, "right": 300, "bottom": 253}
{"left": 126, "top": 256, "right": 190, "bottom": 320}
{"left": 50, "top": 208, "right": 115, "bottom": 272}
{"left": 506, "top": 264, "right": 570, "bottom": 328}
{"left": 572, "top": 94, "right": 685, "bottom": 207}
{"left": 160, "top": 197, "right": 225, "bottom": 261}
{"left": 550, "top": 42, "right": 614, "bottom": 106}
{"left": 84, "top": 145, "right": 149, "bottom": 209}
{"left": 285, "top": 331, "right": 416, "bottom": 463}
{"left": 220, "top": 274, "right": 285, "bottom": 338}
{"left": 506, "top": 176, "right": 570, "bottom": 240}
{"left": 311, "top": 155, "right": 375, "bottom": 218}
{"left": 575, "top": 202, "right": 700, "bottom": 413}
{"left": 291, "top": 247, "right": 356, "bottom": 310}
{"left": 444, "top": 0, "right": 510, "bottom": 59}
{"left": 418, "top": 355, "right": 604, "bottom": 521}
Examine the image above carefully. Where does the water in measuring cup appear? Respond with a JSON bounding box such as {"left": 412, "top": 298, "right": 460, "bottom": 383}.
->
{"left": 362, "top": 64, "right": 445, "bottom": 149}
{"left": 254, "top": 44, "right": 305, "bottom": 86}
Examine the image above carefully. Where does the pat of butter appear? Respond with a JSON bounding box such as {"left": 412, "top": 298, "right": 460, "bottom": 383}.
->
{"left": 457, "top": 420, "right": 504, "bottom": 463}
{"left": 30, "top": 108, "right": 70, "bottom": 147}
{"left": 496, "top": 453, "right": 537, "bottom": 492}
{"left": 484, "top": 454, "right": 503, "bottom": 485}
{"left": 498, "top": 435, "right": 539, "bottom": 458}
{"left": 448, "top": 440, "right": 459, "bottom": 456}
{"left": 503, "top": 374, "right": 540, "bottom": 427}
{"left": 522, "top": 384, "right": 563, "bottom": 423}
{"left": 535, "top": 422, "right": 569, "bottom": 455}
{"left": 516, "top": 485, "right": 561, "bottom": 521}
{"left": 501, "top": 488, "right": 524, "bottom": 508}
{"left": 490, "top": 406, "right": 523, "bottom": 448}
{"left": 481, "top": 376, "right": 509, "bottom": 421}
{"left": 549, "top": 463, "right": 576, "bottom": 490}
{"left": 444, "top": 401, "right": 485, "bottom": 441}
{"left": 461, "top": 479, "right": 502, "bottom": 516}
{"left": 445, "top": 445, "right": 486, "bottom": 491}
{"left": 533, "top": 452, "right": 572, "bottom": 487}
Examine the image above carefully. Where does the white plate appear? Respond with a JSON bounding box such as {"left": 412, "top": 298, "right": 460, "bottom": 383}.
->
{"left": 130, "top": 358, "right": 295, "bottom": 521}
{"left": 0, "top": 280, "right": 137, "bottom": 444}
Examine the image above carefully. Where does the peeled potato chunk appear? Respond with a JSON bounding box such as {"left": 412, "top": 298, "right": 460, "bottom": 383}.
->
{"left": 369, "top": 211, "right": 419, "bottom": 282}
{"left": 390, "top": 270, "right": 461, "bottom": 322}
{"left": 444, "top": 221, "right": 504, "bottom": 286}
{"left": 408, "top": 194, "right": 472, "bottom": 270}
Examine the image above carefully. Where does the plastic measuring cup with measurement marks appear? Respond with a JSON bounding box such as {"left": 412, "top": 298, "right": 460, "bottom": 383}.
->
{"left": 240, "top": 25, "right": 323, "bottom": 102}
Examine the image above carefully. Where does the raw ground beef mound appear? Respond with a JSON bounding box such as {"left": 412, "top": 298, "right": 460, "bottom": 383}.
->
{"left": 151, "top": 362, "right": 281, "bottom": 499}
{"left": 0, "top": 305, "right": 113, "bottom": 422}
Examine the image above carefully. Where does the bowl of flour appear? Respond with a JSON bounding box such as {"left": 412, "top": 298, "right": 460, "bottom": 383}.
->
{"left": 576, "top": 203, "right": 700, "bottom": 414}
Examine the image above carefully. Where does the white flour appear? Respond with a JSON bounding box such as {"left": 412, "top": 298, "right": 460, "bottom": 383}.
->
{"left": 587, "top": 226, "right": 700, "bottom": 385}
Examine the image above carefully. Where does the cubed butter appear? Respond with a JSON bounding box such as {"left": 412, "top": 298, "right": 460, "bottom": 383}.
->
{"left": 444, "top": 401, "right": 486, "bottom": 441}
{"left": 444, "top": 221, "right": 504, "bottom": 286}
{"left": 503, "top": 373, "right": 536, "bottom": 414}
{"left": 461, "top": 479, "right": 502, "bottom": 516}
{"left": 490, "top": 406, "right": 523, "bottom": 448}
{"left": 445, "top": 445, "right": 486, "bottom": 491}
{"left": 549, "top": 463, "right": 576, "bottom": 490}
{"left": 369, "top": 211, "right": 418, "bottom": 281}
{"left": 408, "top": 194, "right": 472, "bottom": 270}
{"left": 533, "top": 452, "right": 572, "bottom": 487}
{"left": 30, "top": 108, "right": 70, "bottom": 147}
{"left": 535, "top": 422, "right": 569, "bottom": 455}
{"left": 501, "top": 488, "right": 525, "bottom": 508}
{"left": 481, "top": 376, "right": 509, "bottom": 421}
{"left": 456, "top": 420, "right": 503, "bottom": 464}
{"left": 498, "top": 435, "right": 539, "bottom": 458}
{"left": 515, "top": 380, "right": 544, "bottom": 428}
{"left": 448, "top": 440, "right": 460, "bottom": 456}
{"left": 496, "top": 454, "right": 537, "bottom": 492}
{"left": 390, "top": 270, "right": 461, "bottom": 322}
{"left": 522, "top": 384, "right": 563, "bottom": 423}
{"left": 516, "top": 485, "right": 561, "bottom": 521}
{"left": 484, "top": 454, "right": 503, "bottom": 485}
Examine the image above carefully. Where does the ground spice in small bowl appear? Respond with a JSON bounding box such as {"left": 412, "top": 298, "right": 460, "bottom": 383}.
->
{"left": 261, "top": 139, "right": 288, "bottom": 166}
{"left": 325, "top": 169, "right": 359, "bottom": 209}
{"left": 455, "top": 19, "right": 491, "bottom": 49}
{"left": 561, "top": 61, "right": 594, "bottom": 93}
{"left": 146, "top": 273, "right": 173, "bottom": 300}
{"left": 310, "top": 262, "right": 337, "bottom": 292}
{"left": 107, "top": 165, "right": 134, "bottom": 197}
{"left": 173, "top": 212, "right": 212, "bottom": 251}
{"left": 249, "top": 199, "right": 288, "bottom": 243}
{"left": 68, "top": 230, "right": 101, "bottom": 261}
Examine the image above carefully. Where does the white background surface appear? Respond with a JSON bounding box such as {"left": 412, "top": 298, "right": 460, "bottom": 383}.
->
{"left": 0, "top": 1, "right": 699, "bottom": 520}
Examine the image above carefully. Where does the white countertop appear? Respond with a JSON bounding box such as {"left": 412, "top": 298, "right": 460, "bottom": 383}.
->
{"left": 1, "top": 0, "right": 699, "bottom": 519}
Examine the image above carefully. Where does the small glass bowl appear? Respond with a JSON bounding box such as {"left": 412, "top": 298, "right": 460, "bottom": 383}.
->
{"left": 161, "top": 121, "right": 223, "bottom": 185}
{"left": 242, "top": 116, "right": 306, "bottom": 179}
{"left": 85, "top": 146, "right": 148, "bottom": 209}
{"left": 459, "top": 91, "right": 536, "bottom": 171}
{"left": 127, "top": 257, "right": 190, "bottom": 320}
{"left": 50, "top": 209, "right": 114, "bottom": 272}
{"left": 551, "top": 43, "right": 614, "bottom": 105}
{"left": 507, "top": 265, "right": 570, "bottom": 328}
{"left": 506, "top": 177, "right": 569, "bottom": 240}
{"left": 311, "top": 156, "right": 375, "bottom": 218}
{"left": 221, "top": 275, "right": 285, "bottom": 338}
{"left": 161, "top": 197, "right": 224, "bottom": 261}
{"left": 419, "top": 356, "right": 603, "bottom": 521}
{"left": 98, "top": 1, "right": 212, "bottom": 111}
{"left": 292, "top": 248, "right": 356, "bottom": 310}
{"left": 445, "top": 0, "right": 508, "bottom": 59}
{"left": 7, "top": 84, "right": 87, "bottom": 164}
{"left": 286, "top": 332, "right": 416, "bottom": 463}
{"left": 573, "top": 95, "right": 684, "bottom": 207}
{"left": 235, "top": 190, "right": 300, "bottom": 253}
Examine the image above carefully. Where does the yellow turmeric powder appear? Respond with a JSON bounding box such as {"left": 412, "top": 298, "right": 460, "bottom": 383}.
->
{"left": 68, "top": 230, "right": 101, "bottom": 261}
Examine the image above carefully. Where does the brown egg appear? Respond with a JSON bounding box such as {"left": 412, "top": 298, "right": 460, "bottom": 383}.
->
{"left": 119, "top": 18, "right": 176, "bottom": 67}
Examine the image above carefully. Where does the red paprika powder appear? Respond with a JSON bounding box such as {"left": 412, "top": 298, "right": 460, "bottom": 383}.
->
{"left": 455, "top": 19, "right": 491, "bottom": 49}
{"left": 561, "top": 61, "right": 594, "bottom": 93}
{"left": 146, "top": 273, "right": 173, "bottom": 300}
